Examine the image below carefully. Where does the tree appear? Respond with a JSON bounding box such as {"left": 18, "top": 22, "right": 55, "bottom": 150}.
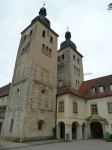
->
{"left": 108, "top": 3, "right": 112, "bottom": 11}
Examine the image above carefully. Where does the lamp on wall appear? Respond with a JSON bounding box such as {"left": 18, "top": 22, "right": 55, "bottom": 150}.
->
{"left": 105, "top": 120, "right": 108, "bottom": 125}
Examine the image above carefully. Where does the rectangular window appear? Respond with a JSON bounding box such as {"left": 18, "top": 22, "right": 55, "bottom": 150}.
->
{"left": 108, "top": 102, "right": 112, "bottom": 113}
{"left": 73, "top": 102, "right": 77, "bottom": 113}
{"left": 42, "top": 30, "right": 45, "bottom": 38}
{"left": 91, "top": 104, "right": 98, "bottom": 114}
{"left": 59, "top": 101, "right": 64, "bottom": 112}
{"left": 58, "top": 56, "right": 61, "bottom": 62}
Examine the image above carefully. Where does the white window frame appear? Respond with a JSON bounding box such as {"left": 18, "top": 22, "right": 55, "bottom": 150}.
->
{"left": 73, "top": 102, "right": 77, "bottom": 113}
{"left": 59, "top": 101, "right": 64, "bottom": 112}
{"left": 108, "top": 102, "right": 112, "bottom": 113}
{"left": 91, "top": 104, "right": 98, "bottom": 114}
{"left": 91, "top": 88, "right": 96, "bottom": 94}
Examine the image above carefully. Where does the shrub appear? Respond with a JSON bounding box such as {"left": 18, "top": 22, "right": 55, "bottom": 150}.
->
{"left": 110, "top": 134, "right": 112, "bottom": 139}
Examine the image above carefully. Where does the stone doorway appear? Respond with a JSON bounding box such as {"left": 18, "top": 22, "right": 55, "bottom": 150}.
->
{"left": 90, "top": 122, "right": 103, "bottom": 139}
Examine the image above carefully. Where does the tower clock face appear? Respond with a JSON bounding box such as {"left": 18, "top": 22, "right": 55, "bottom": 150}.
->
{"left": 45, "top": 28, "right": 51, "bottom": 37}
{"left": 26, "top": 27, "right": 31, "bottom": 35}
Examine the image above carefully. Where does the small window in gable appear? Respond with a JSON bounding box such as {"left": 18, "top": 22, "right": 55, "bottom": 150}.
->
{"left": 91, "top": 87, "right": 96, "bottom": 94}
{"left": 42, "top": 30, "right": 45, "bottom": 38}
{"left": 73, "top": 55, "right": 75, "bottom": 60}
{"left": 110, "top": 84, "right": 112, "bottom": 91}
{"left": 99, "top": 86, "right": 104, "bottom": 93}
{"left": 50, "top": 36, "right": 53, "bottom": 43}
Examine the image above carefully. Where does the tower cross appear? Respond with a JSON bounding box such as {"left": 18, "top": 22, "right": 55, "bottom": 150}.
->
{"left": 43, "top": 1, "right": 45, "bottom": 7}
{"left": 67, "top": 26, "right": 69, "bottom": 31}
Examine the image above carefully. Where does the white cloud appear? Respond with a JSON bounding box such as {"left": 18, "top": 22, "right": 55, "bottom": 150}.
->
{"left": 0, "top": 0, "right": 112, "bottom": 87}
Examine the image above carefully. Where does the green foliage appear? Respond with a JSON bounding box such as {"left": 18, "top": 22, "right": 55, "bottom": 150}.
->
{"left": 107, "top": 3, "right": 112, "bottom": 11}
{"left": 110, "top": 134, "right": 112, "bottom": 139}
{"left": 52, "top": 127, "right": 56, "bottom": 137}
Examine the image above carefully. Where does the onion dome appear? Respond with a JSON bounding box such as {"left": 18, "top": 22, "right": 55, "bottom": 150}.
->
{"left": 60, "top": 30, "right": 77, "bottom": 50}
{"left": 31, "top": 6, "right": 50, "bottom": 27}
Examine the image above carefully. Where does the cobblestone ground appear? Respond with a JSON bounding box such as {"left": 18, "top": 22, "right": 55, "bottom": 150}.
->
{"left": 12, "top": 139, "right": 112, "bottom": 150}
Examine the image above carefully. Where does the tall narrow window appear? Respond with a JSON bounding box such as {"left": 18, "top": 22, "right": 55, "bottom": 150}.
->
{"left": 45, "top": 47, "right": 48, "bottom": 55}
{"left": 9, "top": 119, "right": 14, "bottom": 132}
{"left": 38, "top": 121, "right": 42, "bottom": 130}
{"left": 49, "top": 49, "right": 51, "bottom": 57}
{"left": 59, "top": 101, "right": 64, "bottom": 112}
{"left": 42, "top": 30, "right": 45, "bottom": 38}
{"left": 73, "top": 102, "right": 77, "bottom": 113}
{"left": 42, "top": 44, "right": 45, "bottom": 53}
{"left": 73, "top": 55, "right": 75, "bottom": 60}
{"left": 79, "top": 69, "right": 80, "bottom": 76}
{"left": 50, "top": 36, "right": 53, "bottom": 43}
{"left": 24, "top": 35, "right": 26, "bottom": 41}
{"left": 78, "top": 58, "right": 80, "bottom": 64}
{"left": 58, "top": 56, "right": 61, "bottom": 62}
{"left": 108, "top": 102, "right": 112, "bottom": 113}
{"left": 91, "top": 104, "right": 98, "bottom": 114}
{"left": 77, "top": 68, "right": 78, "bottom": 75}
{"left": 76, "top": 80, "right": 77, "bottom": 86}
{"left": 62, "top": 54, "right": 64, "bottom": 60}
{"left": 59, "top": 80, "right": 62, "bottom": 87}
{"left": 30, "top": 30, "right": 32, "bottom": 36}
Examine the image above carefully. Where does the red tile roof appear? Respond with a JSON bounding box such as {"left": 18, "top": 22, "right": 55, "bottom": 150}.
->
{"left": 0, "top": 83, "right": 11, "bottom": 98}
{"left": 57, "top": 75, "right": 112, "bottom": 100}
{"left": 57, "top": 86, "right": 83, "bottom": 98}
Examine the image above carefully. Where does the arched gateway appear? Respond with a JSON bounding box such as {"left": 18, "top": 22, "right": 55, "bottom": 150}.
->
{"left": 86, "top": 114, "right": 106, "bottom": 139}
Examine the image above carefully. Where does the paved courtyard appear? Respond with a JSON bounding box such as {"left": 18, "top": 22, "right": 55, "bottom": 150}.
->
{"left": 11, "top": 139, "right": 112, "bottom": 150}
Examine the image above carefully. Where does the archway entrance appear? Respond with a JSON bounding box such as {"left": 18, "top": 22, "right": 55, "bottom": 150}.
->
{"left": 72, "top": 122, "right": 79, "bottom": 139}
{"left": 90, "top": 122, "right": 103, "bottom": 138}
{"left": 60, "top": 122, "right": 65, "bottom": 138}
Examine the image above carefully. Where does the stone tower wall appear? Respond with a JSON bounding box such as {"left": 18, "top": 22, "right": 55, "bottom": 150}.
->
{"left": 57, "top": 46, "right": 84, "bottom": 90}
{"left": 2, "top": 19, "right": 58, "bottom": 141}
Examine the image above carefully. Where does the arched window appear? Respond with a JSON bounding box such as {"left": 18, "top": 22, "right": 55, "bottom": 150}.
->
{"left": 110, "top": 84, "right": 112, "bottom": 91}
{"left": 49, "top": 49, "right": 51, "bottom": 57}
{"left": 99, "top": 86, "right": 104, "bottom": 93}
{"left": 45, "top": 47, "right": 48, "bottom": 55}
{"left": 62, "top": 54, "right": 64, "bottom": 60}
{"left": 50, "top": 37, "right": 53, "bottom": 43}
{"left": 91, "top": 87, "right": 96, "bottom": 94}
{"left": 76, "top": 80, "right": 77, "bottom": 86}
{"left": 42, "top": 44, "right": 45, "bottom": 53}
{"left": 79, "top": 69, "right": 80, "bottom": 76}
{"left": 21, "top": 48, "right": 25, "bottom": 55}
{"left": 42, "top": 30, "right": 45, "bottom": 38}
{"left": 9, "top": 119, "right": 14, "bottom": 132}
{"left": 59, "top": 80, "right": 62, "bottom": 87}
{"left": 25, "top": 46, "right": 27, "bottom": 53}
{"left": 38, "top": 121, "right": 42, "bottom": 130}
{"left": 78, "top": 58, "right": 80, "bottom": 64}
{"left": 77, "top": 68, "right": 78, "bottom": 75}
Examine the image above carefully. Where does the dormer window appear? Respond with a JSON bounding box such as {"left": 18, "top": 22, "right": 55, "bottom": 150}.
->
{"left": 110, "top": 84, "right": 112, "bottom": 91}
{"left": 84, "top": 90, "right": 88, "bottom": 94}
{"left": 99, "top": 86, "right": 104, "bottom": 93}
{"left": 91, "top": 87, "right": 96, "bottom": 94}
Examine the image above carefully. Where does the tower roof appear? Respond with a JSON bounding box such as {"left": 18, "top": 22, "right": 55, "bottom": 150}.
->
{"left": 60, "top": 30, "right": 77, "bottom": 50}
{"left": 31, "top": 6, "right": 50, "bottom": 27}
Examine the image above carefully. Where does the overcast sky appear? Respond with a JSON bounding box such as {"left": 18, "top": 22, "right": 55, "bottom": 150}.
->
{"left": 0, "top": 0, "right": 112, "bottom": 87}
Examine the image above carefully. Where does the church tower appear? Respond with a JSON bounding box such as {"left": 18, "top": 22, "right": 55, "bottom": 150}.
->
{"left": 3, "top": 5, "right": 58, "bottom": 141}
{"left": 57, "top": 30, "right": 84, "bottom": 90}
